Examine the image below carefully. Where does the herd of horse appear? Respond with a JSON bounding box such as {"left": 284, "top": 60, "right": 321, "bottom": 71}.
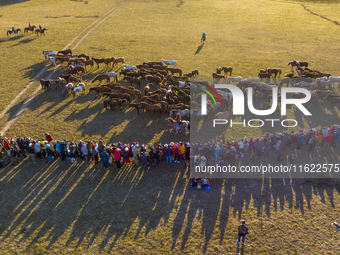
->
{"left": 7, "top": 25, "right": 47, "bottom": 36}
{"left": 39, "top": 50, "right": 196, "bottom": 134}
{"left": 39, "top": 51, "right": 340, "bottom": 134}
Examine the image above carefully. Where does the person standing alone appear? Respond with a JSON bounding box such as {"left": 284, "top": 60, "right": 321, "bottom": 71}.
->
{"left": 237, "top": 220, "right": 249, "bottom": 245}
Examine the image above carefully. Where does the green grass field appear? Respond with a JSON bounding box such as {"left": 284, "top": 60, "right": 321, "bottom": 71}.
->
{"left": 1, "top": 0, "right": 340, "bottom": 253}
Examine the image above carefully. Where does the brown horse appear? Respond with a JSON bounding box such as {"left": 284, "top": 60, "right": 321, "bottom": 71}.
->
{"left": 103, "top": 99, "right": 127, "bottom": 111}
{"left": 267, "top": 68, "right": 282, "bottom": 78}
{"left": 104, "top": 57, "right": 115, "bottom": 67}
{"left": 24, "top": 26, "right": 36, "bottom": 33}
{"left": 217, "top": 66, "right": 232, "bottom": 76}
{"left": 113, "top": 57, "right": 125, "bottom": 67}
{"left": 92, "top": 57, "right": 105, "bottom": 68}
{"left": 123, "top": 77, "right": 141, "bottom": 89}
{"left": 67, "top": 66, "right": 86, "bottom": 75}
{"left": 92, "top": 74, "right": 110, "bottom": 84}
{"left": 103, "top": 92, "right": 131, "bottom": 103}
{"left": 84, "top": 60, "right": 94, "bottom": 68}
{"left": 212, "top": 72, "right": 225, "bottom": 79}
{"left": 166, "top": 68, "right": 182, "bottom": 76}
{"left": 40, "top": 79, "right": 51, "bottom": 91}
{"left": 58, "top": 49, "right": 72, "bottom": 55}
{"left": 90, "top": 86, "right": 111, "bottom": 99}
{"left": 35, "top": 28, "right": 47, "bottom": 36}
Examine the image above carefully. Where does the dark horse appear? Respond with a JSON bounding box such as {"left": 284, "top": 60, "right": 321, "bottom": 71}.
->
{"left": 24, "top": 25, "right": 36, "bottom": 33}
{"left": 288, "top": 60, "right": 308, "bottom": 69}
{"left": 7, "top": 28, "right": 21, "bottom": 36}
{"left": 35, "top": 28, "right": 47, "bottom": 36}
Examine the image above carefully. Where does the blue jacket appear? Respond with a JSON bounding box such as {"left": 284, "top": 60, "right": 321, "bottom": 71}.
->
{"left": 141, "top": 154, "right": 148, "bottom": 164}
{"left": 297, "top": 135, "right": 305, "bottom": 144}
{"left": 100, "top": 151, "right": 109, "bottom": 162}
{"left": 165, "top": 147, "right": 173, "bottom": 156}
{"left": 56, "top": 142, "right": 61, "bottom": 153}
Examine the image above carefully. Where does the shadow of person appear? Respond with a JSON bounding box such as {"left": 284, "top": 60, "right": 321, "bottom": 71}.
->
{"left": 194, "top": 44, "right": 204, "bottom": 55}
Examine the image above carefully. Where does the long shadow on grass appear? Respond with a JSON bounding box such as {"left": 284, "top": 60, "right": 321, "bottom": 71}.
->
{"left": 0, "top": 155, "right": 340, "bottom": 253}
{"left": 0, "top": 0, "right": 29, "bottom": 6}
{"left": 8, "top": 37, "right": 37, "bottom": 47}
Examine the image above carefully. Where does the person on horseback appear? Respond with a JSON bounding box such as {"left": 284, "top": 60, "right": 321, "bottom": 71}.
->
{"left": 29, "top": 23, "right": 31, "bottom": 29}
{"left": 175, "top": 113, "right": 183, "bottom": 130}
{"left": 201, "top": 32, "right": 206, "bottom": 43}
{"left": 12, "top": 26, "right": 15, "bottom": 34}
{"left": 39, "top": 24, "right": 42, "bottom": 31}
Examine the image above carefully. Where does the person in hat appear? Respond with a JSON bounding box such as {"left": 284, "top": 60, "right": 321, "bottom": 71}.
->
{"left": 237, "top": 220, "right": 249, "bottom": 245}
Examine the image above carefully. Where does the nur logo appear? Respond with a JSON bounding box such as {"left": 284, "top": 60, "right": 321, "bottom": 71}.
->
{"left": 196, "top": 82, "right": 223, "bottom": 113}
{"left": 198, "top": 84, "right": 312, "bottom": 116}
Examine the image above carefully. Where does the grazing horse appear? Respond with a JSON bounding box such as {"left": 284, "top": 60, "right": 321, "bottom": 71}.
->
{"left": 165, "top": 117, "right": 190, "bottom": 134}
{"left": 161, "top": 59, "right": 177, "bottom": 67}
{"left": 105, "top": 72, "right": 118, "bottom": 82}
{"left": 169, "top": 109, "right": 190, "bottom": 119}
{"left": 62, "top": 83, "right": 74, "bottom": 98}
{"left": 35, "top": 28, "right": 47, "bottom": 36}
{"left": 217, "top": 66, "right": 232, "bottom": 76}
{"left": 191, "top": 70, "right": 199, "bottom": 77}
{"left": 92, "top": 57, "right": 105, "bottom": 68}
{"left": 73, "top": 83, "right": 86, "bottom": 98}
{"left": 288, "top": 60, "right": 308, "bottom": 69}
{"left": 40, "top": 79, "right": 51, "bottom": 91}
{"left": 7, "top": 28, "right": 21, "bottom": 36}
{"left": 113, "top": 57, "right": 125, "bottom": 67}
{"left": 267, "top": 68, "right": 282, "bottom": 78}
{"left": 24, "top": 26, "right": 36, "bottom": 33}
{"left": 58, "top": 49, "right": 72, "bottom": 56}
{"left": 92, "top": 74, "right": 110, "bottom": 84}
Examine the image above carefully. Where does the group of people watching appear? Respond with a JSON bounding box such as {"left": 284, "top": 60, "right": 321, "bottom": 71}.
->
{"left": 0, "top": 133, "right": 190, "bottom": 170}
{"left": 191, "top": 125, "right": 340, "bottom": 166}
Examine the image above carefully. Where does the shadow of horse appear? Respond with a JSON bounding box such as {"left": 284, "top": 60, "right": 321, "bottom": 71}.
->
{"left": 194, "top": 44, "right": 204, "bottom": 55}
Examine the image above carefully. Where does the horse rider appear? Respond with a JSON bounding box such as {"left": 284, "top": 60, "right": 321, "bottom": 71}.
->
{"left": 29, "top": 23, "right": 31, "bottom": 29}
{"left": 12, "top": 26, "right": 15, "bottom": 34}
{"left": 201, "top": 32, "right": 206, "bottom": 43}
{"left": 39, "top": 24, "right": 42, "bottom": 31}
{"left": 175, "top": 113, "right": 183, "bottom": 130}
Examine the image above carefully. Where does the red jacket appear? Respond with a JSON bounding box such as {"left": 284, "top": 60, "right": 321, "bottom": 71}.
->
{"left": 45, "top": 134, "right": 53, "bottom": 142}
{"left": 325, "top": 134, "right": 334, "bottom": 144}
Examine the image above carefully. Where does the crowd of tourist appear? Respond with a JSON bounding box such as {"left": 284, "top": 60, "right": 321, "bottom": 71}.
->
{"left": 0, "top": 133, "right": 190, "bottom": 170}
{"left": 190, "top": 125, "right": 340, "bottom": 166}
{"left": 0, "top": 124, "right": 338, "bottom": 169}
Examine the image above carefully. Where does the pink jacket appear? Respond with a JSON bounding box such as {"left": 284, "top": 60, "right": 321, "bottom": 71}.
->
{"left": 114, "top": 149, "right": 121, "bottom": 161}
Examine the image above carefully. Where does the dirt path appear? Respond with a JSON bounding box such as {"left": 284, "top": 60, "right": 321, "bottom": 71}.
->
{"left": 0, "top": 0, "right": 129, "bottom": 135}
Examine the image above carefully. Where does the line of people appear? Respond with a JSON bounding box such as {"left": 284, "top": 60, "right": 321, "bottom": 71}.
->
{"left": 191, "top": 125, "right": 340, "bottom": 166}
{"left": 0, "top": 133, "right": 190, "bottom": 170}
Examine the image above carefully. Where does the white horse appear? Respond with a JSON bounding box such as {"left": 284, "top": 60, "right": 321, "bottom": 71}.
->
{"left": 161, "top": 59, "right": 177, "bottom": 67}
{"left": 122, "top": 64, "right": 137, "bottom": 70}
{"left": 43, "top": 51, "right": 57, "bottom": 58}
{"left": 45, "top": 55, "right": 57, "bottom": 66}
{"left": 243, "top": 78, "right": 260, "bottom": 82}
{"left": 105, "top": 72, "right": 118, "bottom": 82}
{"left": 226, "top": 76, "right": 243, "bottom": 83}
{"left": 73, "top": 83, "right": 86, "bottom": 98}
{"left": 328, "top": 76, "right": 340, "bottom": 83}
{"left": 170, "top": 109, "right": 190, "bottom": 118}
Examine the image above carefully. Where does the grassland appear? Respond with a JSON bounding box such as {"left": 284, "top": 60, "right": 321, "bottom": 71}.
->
{"left": 1, "top": 0, "right": 340, "bottom": 254}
